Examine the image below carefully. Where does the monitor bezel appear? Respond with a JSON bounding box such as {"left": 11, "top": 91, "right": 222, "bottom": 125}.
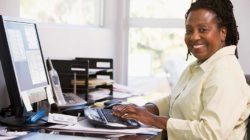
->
{"left": 0, "top": 15, "right": 49, "bottom": 114}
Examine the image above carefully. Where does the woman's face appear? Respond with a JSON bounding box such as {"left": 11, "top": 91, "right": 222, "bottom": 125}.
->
{"left": 185, "top": 9, "right": 227, "bottom": 62}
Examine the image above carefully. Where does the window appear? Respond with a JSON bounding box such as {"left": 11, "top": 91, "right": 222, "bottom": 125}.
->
{"left": 20, "top": 0, "right": 103, "bottom": 26}
{"left": 128, "top": 0, "right": 193, "bottom": 92}
{"left": 130, "top": 0, "right": 189, "bottom": 18}
{"left": 129, "top": 28, "right": 186, "bottom": 77}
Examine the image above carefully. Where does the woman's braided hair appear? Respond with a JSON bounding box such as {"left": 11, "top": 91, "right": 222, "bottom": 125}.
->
{"left": 185, "top": 0, "right": 239, "bottom": 60}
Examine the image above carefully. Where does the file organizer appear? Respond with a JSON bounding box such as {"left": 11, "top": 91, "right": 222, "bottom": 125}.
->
{"left": 47, "top": 58, "right": 113, "bottom": 103}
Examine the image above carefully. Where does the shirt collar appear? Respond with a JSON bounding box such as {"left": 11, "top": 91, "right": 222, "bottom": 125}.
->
{"left": 189, "top": 45, "right": 237, "bottom": 73}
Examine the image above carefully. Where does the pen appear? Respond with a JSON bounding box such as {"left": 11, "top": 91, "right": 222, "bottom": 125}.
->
{"left": 77, "top": 113, "right": 81, "bottom": 121}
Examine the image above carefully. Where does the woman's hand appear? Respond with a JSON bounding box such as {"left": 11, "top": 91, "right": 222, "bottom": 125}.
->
{"left": 112, "top": 104, "right": 157, "bottom": 126}
{"left": 112, "top": 104, "right": 169, "bottom": 130}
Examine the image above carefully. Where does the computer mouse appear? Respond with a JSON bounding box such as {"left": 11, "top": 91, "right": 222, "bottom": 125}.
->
{"left": 61, "top": 105, "right": 87, "bottom": 116}
{"left": 104, "top": 100, "right": 122, "bottom": 107}
{"left": 104, "top": 103, "right": 122, "bottom": 109}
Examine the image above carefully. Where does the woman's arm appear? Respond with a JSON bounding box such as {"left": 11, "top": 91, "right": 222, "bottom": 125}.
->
{"left": 112, "top": 104, "right": 169, "bottom": 130}
{"left": 143, "top": 103, "right": 159, "bottom": 115}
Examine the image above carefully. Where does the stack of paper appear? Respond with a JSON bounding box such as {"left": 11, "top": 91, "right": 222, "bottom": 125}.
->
{"left": 88, "top": 89, "right": 111, "bottom": 101}
{"left": 48, "top": 119, "right": 161, "bottom": 135}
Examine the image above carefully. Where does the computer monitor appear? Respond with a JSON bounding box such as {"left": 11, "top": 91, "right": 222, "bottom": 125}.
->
{"left": 0, "top": 15, "right": 49, "bottom": 126}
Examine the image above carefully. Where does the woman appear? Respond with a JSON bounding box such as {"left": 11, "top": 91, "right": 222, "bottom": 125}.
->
{"left": 113, "top": 0, "right": 250, "bottom": 139}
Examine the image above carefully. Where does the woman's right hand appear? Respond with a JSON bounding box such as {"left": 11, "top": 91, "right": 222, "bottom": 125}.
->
{"left": 112, "top": 104, "right": 157, "bottom": 126}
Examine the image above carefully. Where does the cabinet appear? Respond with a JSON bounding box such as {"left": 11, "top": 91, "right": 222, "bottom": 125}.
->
{"left": 48, "top": 58, "right": 113, "bottom": 103}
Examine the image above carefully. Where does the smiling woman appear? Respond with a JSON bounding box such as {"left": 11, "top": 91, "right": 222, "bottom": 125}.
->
{"left": 20, "top": 0, "right": 103, "bottom": 26}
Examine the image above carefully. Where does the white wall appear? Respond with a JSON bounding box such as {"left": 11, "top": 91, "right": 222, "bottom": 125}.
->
{"left": 232, "top": 0, "right": 250, "bottom": 74}
{"left": 0, "top": 0, "right": 19, "bottom": 17}
{"left": 38, "top": 24, "right": 115, "bottom": 60}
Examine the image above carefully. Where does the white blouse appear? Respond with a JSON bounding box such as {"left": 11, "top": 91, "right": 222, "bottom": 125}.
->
{"left": 153, "top": 45, "right": 250, "bottom": 140}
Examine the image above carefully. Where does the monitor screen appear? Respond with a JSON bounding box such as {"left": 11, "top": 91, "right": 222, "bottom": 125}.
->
{"left": 5, "top": 21, "right": 48, "bottom": 91}
{"left": 0, "top": 15, "right": 49, "bottom": 116}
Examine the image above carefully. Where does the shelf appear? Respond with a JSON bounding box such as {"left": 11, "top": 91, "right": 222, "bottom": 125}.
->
{"left": 71, "top": 79, "right": 113, "bottom": 88}
{"left": 89, "top": 69, "right": 113, "bottom": 75}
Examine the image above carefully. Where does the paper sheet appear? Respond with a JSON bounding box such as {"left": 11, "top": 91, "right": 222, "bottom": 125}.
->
{"left": 46, "top": 86, "right": 55, "bottom": 104}
{"left": 20, "top": 92, "right": 33, "bottom": 111}
{"left": 0, "top": 131, "right": 28, "bottom": 140}
{"left": 49, "top": 119, "right": 161, "bottom": 135}
{"left": 112, "top": 91, "right": 133, "bottom": 99}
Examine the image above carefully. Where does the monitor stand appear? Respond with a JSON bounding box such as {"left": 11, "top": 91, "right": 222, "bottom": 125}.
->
{"left": 0, "top": 107, "right": 48, "bottom": 127}
{"left": 0, "top": 116, "right": 48, "bottom": 127}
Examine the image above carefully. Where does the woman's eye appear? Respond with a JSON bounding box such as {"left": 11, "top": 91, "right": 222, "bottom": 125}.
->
{"left": 199, "top": 28, "right": 207, "bottom": 33}
{"left": 185, "top": 29, "right": 192, "bottom": 34}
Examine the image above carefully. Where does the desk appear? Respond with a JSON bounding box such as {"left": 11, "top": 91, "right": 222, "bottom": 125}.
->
{"left": 1, "top": 92, "right": 167, "bottom": 140}
{"left": 8, "top": 132, "right": 161, "bottom": 140}
{"left": 1, "top": 122, "right": 164, "bottom": 140}
{"left": 13, "top": 132, "right": 163, "bottom": 140}
{"left": 14, "top": 133, "right": 103, "bottom": 140}
{"left": 43, "top": 125, "right": 164, "bottom": 140}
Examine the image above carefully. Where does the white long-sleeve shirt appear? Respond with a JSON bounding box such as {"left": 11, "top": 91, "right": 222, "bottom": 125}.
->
{"left": 153, "top": 45, "right": 250, "bottom": 140}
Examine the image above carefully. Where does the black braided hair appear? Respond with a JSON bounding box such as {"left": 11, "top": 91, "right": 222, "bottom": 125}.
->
{"left": 185, "top": 0, "right": 239, "bottom": 60}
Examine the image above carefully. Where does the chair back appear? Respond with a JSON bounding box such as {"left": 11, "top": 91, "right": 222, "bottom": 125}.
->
{"left": 245, "top": 75, "right": 250, "bottom": 140}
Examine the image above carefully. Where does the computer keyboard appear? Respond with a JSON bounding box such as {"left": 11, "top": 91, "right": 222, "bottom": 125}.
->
{"left": 63, "top": 94, "right": 77, "bottom": 104}
{"left": 84, "top": 108, "right": 141, "bottom": 129}
{"left": 98, "top": 109, "right": 124, "bottom": 123}
{"left": 59, "top": 93, "right": 87, "bottom": 107}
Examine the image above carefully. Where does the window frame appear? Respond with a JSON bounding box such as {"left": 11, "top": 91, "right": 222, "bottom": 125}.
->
{"left": 20, "top": 0, "right": 104, "bottom": 27}
{"left": 118, "top": 0, "right": 187, "bottom": 85}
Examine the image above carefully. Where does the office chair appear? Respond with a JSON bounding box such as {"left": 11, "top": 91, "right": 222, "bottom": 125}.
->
{"left": 245, "top": 75, "right": 250, "bottom": 140}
